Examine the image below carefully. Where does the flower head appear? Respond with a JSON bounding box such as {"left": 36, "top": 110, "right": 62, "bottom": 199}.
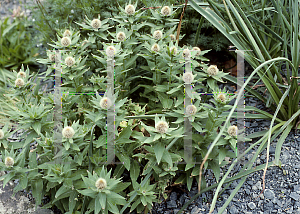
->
{"left": 153, "top": 30, "right": 163, "bottom": 40}
{"left": 17, "top": 71, "right": 26, "bottom": 78}
{"left": 106, "top": 46, "right": 116, "bottom": 57}
{"left": 91, "top": 19, "right": 101, "bottom": 29}
{"left": 125, "top": 4, "right": 135, "bottom": 15}
{"left": 62, "top": 126, "right": 75, "bottom": 139}
{"left": 207, "top": 65, "right": 219, "bottom": 76}
{"left": 65, "top": 56, "right": 75, "bottom": 67}
{"left": 182, "top": 72, "right": 194, "bottom": 84}
{"left": 186, "top": 105, "right": 197, "bottom": 115}
{"left": 151, "top": 43, "right": 160, "bottom": 52}
{"left": 170, "top": 46, "right": 177, "bottom": 55}
{"left": 192, "top": 47, "right": 201, "bottom": 56}
{"left": 15, "top": 78, "right": 24, "bottom": 87}
{"left": 63, "top": 29, "right": 71, "bottom": 37}
{"left": 217, "top": 93, "right": 226, "bottom": 103}
{"left": 161, "top": 6, "right": 172, "bottom": 16}
{"left": 49, "top": 54, "right": 56, "bottom": 62}
{"left": 95, "top": 178, "right": 107, "bottom": 190}
{"left": 5, "top": 157, "right": 14, "bottom": 167}
{"left": 0, "top": 130, "right": 4, "bottom": 139}
{"left": 182, "top": 49, "right": 191, "bottom": 58}
{"left": 100, "top": 97, "right": 112, "bottom": 109}
{"left": 120, "top": 121, "right": 128, "bottom": 128}
{"left": 155, "top": 121, "right": 169, "bottom": 134}
{"left": 61, "top": 37, "right": 71, "bottom": 47}
{"left": 169, "top": 34, "right": 176, "bottom": 41}
{"left": 228, "top": 125, "right": 238, "bottom": 137}
{"left": 116, "top": 32, "right": 126, "bottom": 42}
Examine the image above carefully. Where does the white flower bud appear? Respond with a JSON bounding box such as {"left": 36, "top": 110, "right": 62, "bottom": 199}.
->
{"left": 207, "top": 65, "right": 219, "bottom": 76}
{"left": 17, "top": 71, "right": 26, "bottom": 78}
{"left": 91, "top": 19, "right": 101, "bottom": 29}
{"left": 15, "top": 78, "right": 25, "bottom": 87}
{"left": 151, "top": 43, "right": 160, "bottom": 52}
{"left": 63, "top": 29, "right": 71, "bottom": 37}
{"left": 155, "top": 121, "right": 169, "bottom": 134}
{"left": 5, "top": 157, "right": 14, "bottom": 167}
{"left": 217, "top": 93, "right": 226, "bottom": 103}
{"left": 192, "top": 47, "right": 201, "bottom": 56}
{"left": 62, "top": 126, "right": 75, "bottom": 139}
{"left": 182, "top": 49, "right": 191, "bottom": 58}
{"left": 125, "top": 4, "right": 135, "bottom": 15}
{"left": 100, "top": 97, "right": 112, "bottom": 109}
{"left": 95, "top": 178, "right": 107, "bottom": 190}
{"left": 153, "top": 30, "right": 163, "bottom": 40}
{"left": 106, "top": 46, "right": 116, "bottom": 57}
{"left": 169, "top": 34, "right": 176, "bottom": 41}
{"left": 116, "top": 32, "right": 126, "bottom": 42}
{"left": 170, "top": 46, "right": 177, "bottom": 55}
{"left": 161, "top": 6, "right": 172, "bottom": 16}
{"left": 186, "top": 105, "right": 197, "bottom": 115}
{"left": 182, "top": 72, "right": 194, "bottom": 84}
{"left": 228, "top": 125, "right": 238, "bottom": 136}
{"left": 65, "top": 56, "right": 75, "bottom": 67}
{"left": 61, "top": 37, "right": 71, "bottom": 47}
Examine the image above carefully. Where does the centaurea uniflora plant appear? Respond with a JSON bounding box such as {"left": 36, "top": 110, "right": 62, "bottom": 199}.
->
{"left": 65, "top": 56, "right": 75, "bottom": 67}
{"left": 106, "top": 46, "right": 116, "bottom": 58}
{"left": 5, "top": 157, "right": 14, "bottom": 167}
{"left": 100, "top": 97, "right": 112, "bottom": 109}
{"left": 62, "top": 126, "right": 75, "bottom": 139}
{"left": 182, "top": 72, "right": 194, "bottom": 84}
{"left": 61, "top": 37, "right": 71, "bottom": 47}
{"left": 125, "top": 4, "right": 135, "bottom": 15}
{"left": 63, "top": 29, "right": 71, "bottom": 37}
{"left": 17, "top": 71, "right": 26, "bottom": 78}
{"left": 227, "top": 125, "right": 238, "bottom": 137}
{"left": 15, "top": 78, "right": 24, "bottom": 87}
{"left": 0, "top": 129, "right": 4, "bottom": 139}
{"left": 161, "top": 6, "right": 172, "bottom": 16}
{"left": 155, "top": 120, "right": 169, "bottom": 134}
{"left": 91, "top": 19, "right": 101, "bottom": 29}
{"left": 95, "top": 178, "right": 107, "bottom": 190}
{"left": 207, "top": 65, "right": 219, "bottom": 76}
{"left": 117, "top": 32, "right": 126, "bottom": 42}
{"left": 153, "top": 30, "right": 163, "bottom": 40}
{"left": 151, "top": 43, "right": 160, "bottom": 52}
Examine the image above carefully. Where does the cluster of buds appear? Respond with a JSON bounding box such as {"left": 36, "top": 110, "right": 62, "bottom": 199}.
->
{"left": 151, "top": 43, "right": 160, "bottom": 52}
{"left": 105, "top": 46, "right": 116, "bottom": 58}
{"left": 182, "top": 72, "right": 194, "bottom": 84}
{"left": 217, "top": 93, "right": 226, "bottom": 103}
{"left": 161, "top": 6, "right": 172, "bottom": 16}
{"left": 91, "top": 19, "right": 101, "bottom": 29}
{"left": 192, "top": 47, "right": 201, "bottom": 56}
{"left": 153, "top": 30, "right": 163, "bottom": 40}
{"left": 186, "top": 105, "right": 197, "bottom": 116}
{"left": 65, "top": 56, "right": 75, "bottom": 67}
{"left": 116, "top": 32, "right": 126, "bottom": 42}
{"left": 207, "top": 65, "right": 219, "bottom": 76}
{"left": 0, "top": 129, "right": 4, "bottom": 139}
{"left": 170, "top": 46, "right": 177, "bottom": 55}
{"left": 61, "top": 37, "right": 71, "bottom": 47}
{"left": 100, "top": 97, "right": 112, "bottom": 109}
{"left": 125, "top": 4, "right": 135, "bottom": 15}
{"left": 63, "top": 29, "right": 71, "bottom": 37}
{"left": 228, "top": 125, "right": 238, "bottom": 136}
{"left": 5, "top": 157, "right": 14, "bottom": 167}
{"left": 182, "top": 49, "right": 191, "bottom": 58}
{"left": 12, "top": 6, "right": 24, "bottom": 18}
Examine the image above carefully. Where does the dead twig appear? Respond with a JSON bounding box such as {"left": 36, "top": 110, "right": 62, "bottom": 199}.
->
{"left": 176, "top": 0, "right": 188, "bottom": 43}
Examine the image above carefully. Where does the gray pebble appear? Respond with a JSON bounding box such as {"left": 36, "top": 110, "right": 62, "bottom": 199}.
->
{"left": 166, "top": 200, "right": 177, "bottom": 209}
{"left": 290, "top": 192, "right": 300, "bottom": 201}
{"left": 264, "top": 189, "right": 275, "bottom": 200}
{"left": 248, "top": 202, "right": 256, "bottom": 210}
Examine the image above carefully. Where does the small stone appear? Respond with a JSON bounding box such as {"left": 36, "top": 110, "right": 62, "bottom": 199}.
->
{"left": 166, "top": 200, "right": 177, "bottom": 209}
{"left": 264, "top": 189, "right": 275, "bottom": 200}
{"left": 290, "top": 192, "right": 300, "bottom": 201}
{"left": 191, "top": 207, "right": 201, "bottom": 214}
{"left": 248, "top": 202, "right": 256, "bottom": 210}
{"left": 170, "top": 192, "right": 177, "bottom": 201}
{"left": 294, "top": 185, "right": 300, "bottom": 192}
{"left": 229, "top": 205, "right": 238, "bottom": 214}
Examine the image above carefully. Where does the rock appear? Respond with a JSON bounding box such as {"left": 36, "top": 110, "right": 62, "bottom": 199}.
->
{"left": 229, "top": 205, "right": 238, "bottom": 214}
{"left": 290, "top": 192, "right": 300, "bottom": 201}
{"left": 170, "top": 192, "right": 177, "bottom": 201}
{"left": 247, "top": 202, "right": 256, "bottom": 210}
{"left": 264, "top": 189, "right": 275, "bottom": 200}
{"left": 166, "top": 200, "right": 177, "bottom": 209}
{"left": 190, "top": 207, "right": 201, "bottom": 214}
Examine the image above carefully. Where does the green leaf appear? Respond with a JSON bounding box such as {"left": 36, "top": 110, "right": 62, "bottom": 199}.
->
{"left": 210, "top": 160, "right": 220, "bottom": 182}
{"left": 130, "top": 160, "right": 140, "bottom": 183}
{"left": 97, "top": 192, "right": 106, "bottom": 212}
{"left": 153, "top": 141, "right": 165, "bottom": 165}
{"left": 32, "top": 179, "right": 43, "bottom": 205}
{"left": 219, "top": 147, "right": 227, "bottom": 164}
{"left": 55, "top": 185, "right": 69, "bottom": 199}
